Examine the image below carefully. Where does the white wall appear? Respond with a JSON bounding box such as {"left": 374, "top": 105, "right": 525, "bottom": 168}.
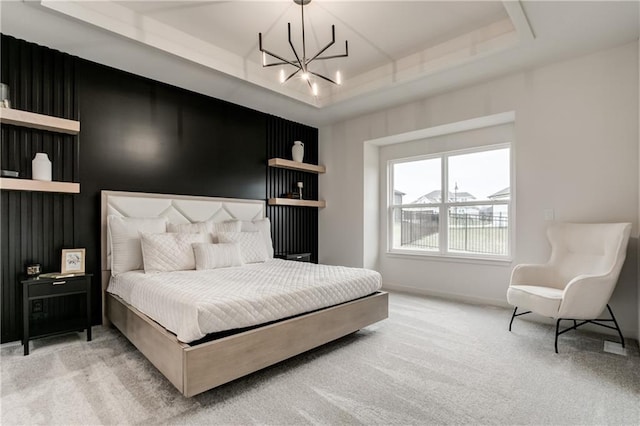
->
{"left": 319, "top": 41, "right": 639, "bottom": 338}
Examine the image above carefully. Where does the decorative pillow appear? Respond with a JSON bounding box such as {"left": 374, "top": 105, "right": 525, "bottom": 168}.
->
{"left": 108, "top": 216, "right": 167, "bottom": 276}
{"left": 215, "top": 220, "right": 242, "bottom": 234}
{"left": 218, "top": 231, "right": 269, "bottom": 264}
{"left": 166, "top": 220, "right": 240, "bottom": 243}
{"left": 241, "top": 218, "right": 274, "bottom": 259}
{"left": 167, "top": 220, "right": 212, "bottom": 234}
{"left": 192, "top": 243, "right": 243, "bottom": 270}
{"left": 140, "top": 232, "right": 208, "bottom": 272}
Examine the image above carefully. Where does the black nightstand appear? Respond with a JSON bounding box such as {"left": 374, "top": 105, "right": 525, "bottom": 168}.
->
{"left": 275, "top": 252, "right": 312, "bottom": 262}
{"left": 22, "top": 274, "right": 93, "bottom": 355}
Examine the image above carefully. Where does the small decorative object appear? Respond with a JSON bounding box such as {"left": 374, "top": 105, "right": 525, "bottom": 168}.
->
{"left": 32, "top": 153, "right": 52, "bottom": 182}
{"left": 1, "top": 170, "right": 19, "bottom": 178}
{"left": 26, "top": 263, "right": 41, "bottom": 277}
{"left": 61, "top": 248, "right": 86, "bottom": 274}
{"left": 297, "top": 181, "right": 303, "bottom": 200}
{"left": 0, "top": 83, "right": 10, "bottom": 108}
{"left": 292, "top": 141, "right": 304, "bottom": 163}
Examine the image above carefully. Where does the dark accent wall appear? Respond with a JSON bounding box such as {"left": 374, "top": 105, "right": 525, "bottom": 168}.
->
{"left": 266, "top": 117, "right": 319, "bottom": 262}
{"left": 1, "top": 36, "right": 80, "bottom": 343}
{"left": 1, "top": 34, "right": 319, "bottom": 343}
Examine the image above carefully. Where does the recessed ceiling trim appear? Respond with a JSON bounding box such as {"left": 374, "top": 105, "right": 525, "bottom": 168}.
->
{"left": 37, "top": 0, "right": 532, "bottom": 110}
{"left": 320, "top": 18, "right": 518, "bottom": 107}
{"left": 40, "top": 0, "right": 238, "bottom": 77}
{"left": 502, "top": 0, "right": 535, "bottom": 41}
{"left": 39, "top": 0, "right": 320, "bottom": 107}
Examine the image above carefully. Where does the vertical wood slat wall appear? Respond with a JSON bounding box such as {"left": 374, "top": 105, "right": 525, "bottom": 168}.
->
{"left": 266, "top": 116, "right": 319, "bottom": 263}
{"left": 0, "top": 35, "right": 79, "bottom": 343}
{"left": 0, "top": 34, "right": 321, "bottom": 343}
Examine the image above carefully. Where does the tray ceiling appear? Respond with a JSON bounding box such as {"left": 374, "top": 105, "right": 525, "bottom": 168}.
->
{"left": 31, "top": 0, "right": 526, "bottom": 107}
{"left": 1, "top": 1, "right": 638, "bottom": 125}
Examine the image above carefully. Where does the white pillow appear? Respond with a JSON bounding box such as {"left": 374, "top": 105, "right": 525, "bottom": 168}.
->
{"left": 166, "top": 220, "right": 240, "bottom": 242}
{"left": 108, "top": 216, "right": 167, "bottom": 276}
{"left": 241, "top": 218, "right": 274, "bottom": 259}
{"left": 167, "top": 220, "right": 212, "bottom": 234}
{"left": 140, "top": 232, "right": 208, "bottom": 272}
{"left": 215, "top": 220, "right": 242, "bottom": 234}
{"left": 192, "top": 243, "right": 243, "bottom": 270}
{"left": 218, "top": 231, "right": 269, "bottom": 264}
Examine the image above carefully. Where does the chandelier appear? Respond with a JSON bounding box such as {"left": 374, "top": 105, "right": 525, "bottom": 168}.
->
{"left": 258, "top": 0, "right": 349, "bottom": 96}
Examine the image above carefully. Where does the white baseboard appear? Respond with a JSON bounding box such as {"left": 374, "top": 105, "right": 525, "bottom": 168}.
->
{"left": 382, "top": 282, "right": 510, "bottom": 308}
{"left": 382, "top": 282, "right": 638, "bottom": 341}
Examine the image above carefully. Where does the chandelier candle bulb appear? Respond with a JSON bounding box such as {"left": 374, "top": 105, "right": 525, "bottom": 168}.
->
{"left": 312, "top": 83, "right": 319, "bottom": 96}
{"left": 336, "top": 71, "right": 342, "bottom": 85}
{"left": 279, "top": 69, "right": 286, "bottom": 84}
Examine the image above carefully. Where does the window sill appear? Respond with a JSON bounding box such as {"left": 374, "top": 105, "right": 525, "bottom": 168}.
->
{"left": 385, "top": 250, "right": 513, "bottom": 266}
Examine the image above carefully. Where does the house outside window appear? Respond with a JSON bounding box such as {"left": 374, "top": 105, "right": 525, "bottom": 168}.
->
{"left": 388, "top": 144, "right": 512, "bottom": 260}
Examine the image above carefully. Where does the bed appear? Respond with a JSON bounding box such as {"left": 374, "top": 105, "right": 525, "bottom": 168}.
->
{"left": 101, "top": 190, "right": 388, "bottom": 397}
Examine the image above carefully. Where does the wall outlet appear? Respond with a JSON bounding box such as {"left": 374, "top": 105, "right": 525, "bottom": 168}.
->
{"left": 543, "top": 209, "right": 555, "bottom": 221}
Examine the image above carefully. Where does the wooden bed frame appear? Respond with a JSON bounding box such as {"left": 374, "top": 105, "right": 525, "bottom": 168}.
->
{"left": 101, "top": 190, "right": 388, "bottom": 397}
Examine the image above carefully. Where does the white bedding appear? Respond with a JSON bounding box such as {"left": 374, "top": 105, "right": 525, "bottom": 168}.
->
{"left": 107, "top": 259, "right": 382, "bottom": 343}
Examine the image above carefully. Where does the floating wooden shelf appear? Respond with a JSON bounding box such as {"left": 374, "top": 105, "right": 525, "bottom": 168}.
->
{"left": 0, "top": 178, "right": 80, "bottom": 193}
{"left": 0, "top": 108, "right": 80, "bottom": 135}
{"left": 268, "top": 158, "right": 326, "bottom": 174}
{"left": 268, "top": 198, "right": 326, "bottom": 208}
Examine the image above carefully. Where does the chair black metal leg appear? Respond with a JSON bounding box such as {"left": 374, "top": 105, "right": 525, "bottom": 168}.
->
{"left": 509, "top": 307, "right": 518, "bottom": 331}
{"left": 573, "top": 320, "right": 577, "bottom": 328}
{"left": 555, "top": 319, "right": 561, "bottom": 353}
{"left": 606, "top": 304, "right": 625, "bottom": 348}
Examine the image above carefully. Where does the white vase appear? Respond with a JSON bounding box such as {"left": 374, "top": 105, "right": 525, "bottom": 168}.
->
{"left": 292, "top": 141, "right": 304, "bottom": 163}
{"left": 32, "top": 153, "right": 52, "bottom": 181}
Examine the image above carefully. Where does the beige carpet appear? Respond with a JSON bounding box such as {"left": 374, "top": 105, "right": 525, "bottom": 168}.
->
{"left": 1, "top": 292, "right": 639, "bottom": 425}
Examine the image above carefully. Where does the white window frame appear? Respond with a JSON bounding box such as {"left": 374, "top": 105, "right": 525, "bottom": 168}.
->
{"left": 387, "top": 143, "right": 513, "bottom": 262}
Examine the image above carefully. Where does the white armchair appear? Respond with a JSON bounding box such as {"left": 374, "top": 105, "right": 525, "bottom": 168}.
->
{"left": 507, "top": 222, "right": 631, "bottom": 352}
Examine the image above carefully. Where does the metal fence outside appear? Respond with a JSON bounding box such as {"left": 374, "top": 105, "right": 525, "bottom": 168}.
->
{"left": 400, "top": 210, "right": 508, "bottom": 255}
{"left": 400, "top": 210, "right": 439, "bottom": 248}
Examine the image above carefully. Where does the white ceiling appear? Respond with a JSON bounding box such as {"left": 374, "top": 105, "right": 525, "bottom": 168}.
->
{"left": 115, "top": 1, "right": 509, "bottom": 76}
{"left": 1, "top": 1, "right": 638, "bottom": 126}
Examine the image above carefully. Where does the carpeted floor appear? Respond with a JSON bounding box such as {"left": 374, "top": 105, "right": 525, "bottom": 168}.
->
{"left": 1, "top": 292, "right": 639, "bottom": 425}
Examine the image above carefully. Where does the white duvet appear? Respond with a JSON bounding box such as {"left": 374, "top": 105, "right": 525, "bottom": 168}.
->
{"left": 107, "top": 259, "right": 382, "bottom": 343}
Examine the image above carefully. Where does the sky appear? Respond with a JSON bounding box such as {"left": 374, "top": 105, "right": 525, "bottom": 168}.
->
{"left": 393, "top": 148, "right": 510, "bottom": 204}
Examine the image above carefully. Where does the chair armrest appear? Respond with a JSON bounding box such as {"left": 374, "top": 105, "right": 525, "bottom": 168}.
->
{"left": 510, "top": 263, "right": 555, "bottom": 286}
{"left": 558, "top": 274, "right": 613, "bottom": 319}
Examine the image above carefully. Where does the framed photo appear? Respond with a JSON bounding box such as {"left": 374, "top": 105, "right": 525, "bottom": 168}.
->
{"left": 61, "top": 248, "right": 86, "bottom": 274}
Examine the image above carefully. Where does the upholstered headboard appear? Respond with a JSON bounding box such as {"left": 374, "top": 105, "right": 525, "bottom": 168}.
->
{"left": 100, "top": 190, "right": 265, "bottom": 323}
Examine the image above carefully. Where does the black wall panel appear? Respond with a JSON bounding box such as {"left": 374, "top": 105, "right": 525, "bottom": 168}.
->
{"left": 1, "top": 34, "right": 319, "bottom": 343}
{"left": 0, "top": 35, "right": 79, "bottom": 343}
{"left": 266, "top": 116, "right": 319, "bottom": 263}
{"left": 75, "top": 60, "right": 268, "bottom": 320}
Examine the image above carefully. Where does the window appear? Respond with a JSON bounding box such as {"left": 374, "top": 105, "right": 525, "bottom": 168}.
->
{"left": 389, "top": 144, "right": 511, "bottom": 259}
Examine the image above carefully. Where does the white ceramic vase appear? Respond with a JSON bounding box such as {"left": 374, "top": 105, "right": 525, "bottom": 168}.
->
{"left": 292, "top": 141, "right": 304, "bottom": 163}
{"left": 32, "top": 153, "right": 52, "bottom": 181}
